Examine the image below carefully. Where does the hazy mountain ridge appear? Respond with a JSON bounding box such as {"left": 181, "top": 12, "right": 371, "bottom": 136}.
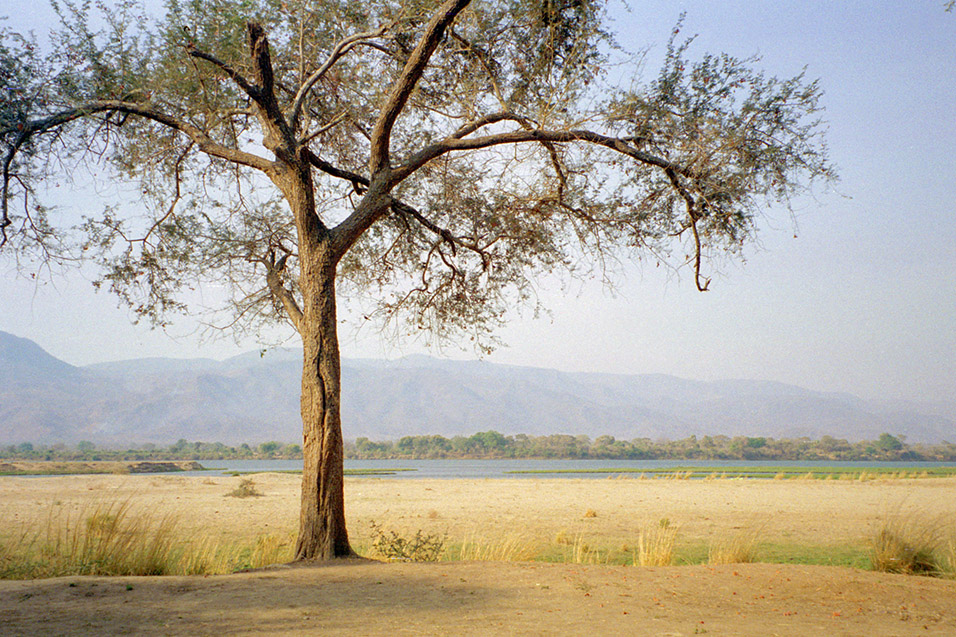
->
{"left": 0, "top": 331, "right": 952, "bottom": 445}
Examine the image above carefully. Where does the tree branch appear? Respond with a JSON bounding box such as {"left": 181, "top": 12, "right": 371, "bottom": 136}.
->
{"left": 290, "top": 25, "right": 389, "bottom": 134}
{"left": 368, "top": 0, "right": 472, "bottom": 176}
{"left": 391, "top": 127, "right": 698, "bottom": 185}
{"left": 11, "top": 101, "right": 273, "bottom": 170}
{"left": 304, "top": 149, "right": 483, "bottom": 265}
{"left": 451, "top": 111, "right": 534, "bottom": 139}
{"left": 262, "top": 248, "right": 303, "bottom": 331}
{"left": 1, "top": 101, "right": 275, "bottom": 247}
{"left": 665, "top": 167, "right": 710, "bottom": 292}
{"left": 390, "top": 198, "right": 491, "bottom": 270}
{"left": 304, "top": 148, "right": 369, "bottom": 193}
{"left": 186, "top": 47, "right": 259, "bottom": 99}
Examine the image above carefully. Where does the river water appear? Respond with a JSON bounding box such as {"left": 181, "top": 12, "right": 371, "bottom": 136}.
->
{"left": 179, "top": 458, "right": 956, "bottom": 479}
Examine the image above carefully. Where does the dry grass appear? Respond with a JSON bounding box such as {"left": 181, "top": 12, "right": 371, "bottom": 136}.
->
{"left": 0, "top": 500, "right": 293, "bottom": 579}
{"left": 869, "top": 511, "right": 954, "bottom": 577}
{"left": 633, "top": 519, "right": 677, "bottom": 566}
{"left": 454, "top": 535, "right": 539, "bottom": 562}
{"left": 708, "top": 527, "right": 761, "bottom": 564}
{"left": 568, "top": 536, "right": 603, "bottom": 564}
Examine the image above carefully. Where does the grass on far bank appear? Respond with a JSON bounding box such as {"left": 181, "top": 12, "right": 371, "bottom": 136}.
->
{"left": 505, "top": 466, "right": 956, "bottom": 480}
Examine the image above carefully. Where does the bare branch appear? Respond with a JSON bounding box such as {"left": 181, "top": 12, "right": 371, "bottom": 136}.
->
{"left": 290, "top": 25, "right": 389, "bottom": 133}
{"left": 299, "top": 112, "right": 347, "bottom": 147}
{"left": 186, "top": 46, "right": 259, "bottom": 99}
{"left": 304, "top": 148, "right": 369, "bottom": 193}
{"left": 369, "top": 0, "right": 472, "bottom": 176}
{"left": 141, "top": 142, "right": 194, "bottom": 245}
{"left": 390, "top": 198, "right": 490, "bottom": 270}
{"left": 392, "top": 127, "right": 698, "bottom": 186}
{"left": 262, "top": 248, "right": 303, "bottom": 331}
{"left": 451, "top": 112, "right": 535, "bottom": 139}
{"left": 9, "top": 101, "right": 272, "bottom": 170}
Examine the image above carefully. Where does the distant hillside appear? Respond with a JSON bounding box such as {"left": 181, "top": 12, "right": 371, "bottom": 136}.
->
{"left": 1, "top": 331, "right": 953, "bottom": 445}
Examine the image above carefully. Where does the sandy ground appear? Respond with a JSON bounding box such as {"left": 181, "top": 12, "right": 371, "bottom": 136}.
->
{"left": 2, "top": 474, "right": 956, "bottom": 635}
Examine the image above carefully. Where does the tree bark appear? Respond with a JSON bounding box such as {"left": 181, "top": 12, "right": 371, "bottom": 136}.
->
{"left": 293, "top": 255, "right": 353, "bottom": 560}
{"left": 278, "top": 159, "right": 352, "bottom": 561}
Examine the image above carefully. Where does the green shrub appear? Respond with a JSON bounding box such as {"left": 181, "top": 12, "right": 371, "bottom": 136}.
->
{"left": 366, "top": 522, "right": 445, "bottom": 562}
{"left": 226, "top": 478, "right": 262, "bottom": 498}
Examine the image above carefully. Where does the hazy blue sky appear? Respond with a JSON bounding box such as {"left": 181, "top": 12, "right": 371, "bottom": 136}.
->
{"left": 1, "top": 1, "right": 954, "bottom": 404}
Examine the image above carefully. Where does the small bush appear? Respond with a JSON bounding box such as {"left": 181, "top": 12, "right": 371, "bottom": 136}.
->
{"left": 367, "top": 522, "right": 445, "bottom": 562}
{"left": 583, "top": 509, "right": 597, "bottom": 518}
{"left": 226, "top": 478, "right": 262, "bottom": 498}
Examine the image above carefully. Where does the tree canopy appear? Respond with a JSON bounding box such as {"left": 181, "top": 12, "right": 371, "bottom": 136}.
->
{"left": 1, "top": 0, "right": 833, "bottom": 560}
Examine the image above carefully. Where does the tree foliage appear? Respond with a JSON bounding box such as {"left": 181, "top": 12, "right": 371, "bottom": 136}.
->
{"left": 2, "top": 0, "right": 831, "bottom": 338}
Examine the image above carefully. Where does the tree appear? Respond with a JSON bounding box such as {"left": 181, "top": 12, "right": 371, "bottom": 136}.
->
{"left": 876, "top": 433, "right": 904, "bottom": 453}
{"left": 1, "top": 0, "right": 832, "bottom": 560}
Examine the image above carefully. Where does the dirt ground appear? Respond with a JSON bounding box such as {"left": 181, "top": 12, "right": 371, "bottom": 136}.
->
{"left": 1, "top": 474, "right": 955, "bottom": 635}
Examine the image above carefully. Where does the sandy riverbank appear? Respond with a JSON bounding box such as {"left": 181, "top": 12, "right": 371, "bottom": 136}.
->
{"left": 1, "top": 474, "right": 955, "bottom": 635}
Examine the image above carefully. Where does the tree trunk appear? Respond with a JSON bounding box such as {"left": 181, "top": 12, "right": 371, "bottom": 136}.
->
{"left": 293, "top": 251, "right": 353, "bottom": 560}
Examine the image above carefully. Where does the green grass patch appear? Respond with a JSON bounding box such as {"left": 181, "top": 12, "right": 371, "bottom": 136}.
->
{"left": 223, "top": 468, "right": 417, "bottom": 477}
{"left": 505, "top": 466, "right": 956, "bottom": 479}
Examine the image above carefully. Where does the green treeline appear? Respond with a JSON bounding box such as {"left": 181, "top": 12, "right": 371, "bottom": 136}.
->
{"left": 0, "top": 439, "right": 301, "bottom": 462}
{"left": 3, "top": 432, "right": 955, "bottom": 462}
{"left": 348, "top": 432, "right": 956, "bottom": 461}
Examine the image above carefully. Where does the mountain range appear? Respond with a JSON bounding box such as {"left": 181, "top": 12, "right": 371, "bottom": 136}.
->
{"left": 1, "top": 330, "right": 953, "bottom": 445}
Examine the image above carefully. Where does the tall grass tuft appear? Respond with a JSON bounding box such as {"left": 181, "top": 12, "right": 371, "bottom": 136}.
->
{"left": 0, "top": 501, "right": 177, "bottom": 578}
{"left": 633, "top": 519, "right": 677, "bottom": 566}
{"left": 454, "top": 535, "right": 538, "bottom": 562}
{"left": 869, "top": 512, "right": 952, "bottom": 577}
{"left": 0, "top": 500, "right": 295, "bottom": 579}
{"left": 708, "top": 527, "right": 760, "bottom": 564}
{"left": 568, "top": 536, "right": 603, "bottom": 564}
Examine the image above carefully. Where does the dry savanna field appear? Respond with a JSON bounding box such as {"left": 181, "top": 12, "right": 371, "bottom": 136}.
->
{"left": 2, "top": 472, "right": 956, "bottom": 635}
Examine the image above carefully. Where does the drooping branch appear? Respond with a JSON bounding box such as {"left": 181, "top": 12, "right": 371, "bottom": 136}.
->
{"left": 389, "top": 198, "right": 491, "bottom": 270}
{"left": 304, "top": 148, "right": 369, "bottom": 194}
{"left": 141, "top": 142, "right": 194, "bottom": 246}
{"left": 451, "top": 112, "right": 571, "bottom": 206}
{"left": 304, "top": 148, "right": 487, "bottom": 265}
{"left": 368, "top": 0, "right": 472, "bottom": 176}
{"left": 665, "top": 167, "right": 710, "bottom": 292}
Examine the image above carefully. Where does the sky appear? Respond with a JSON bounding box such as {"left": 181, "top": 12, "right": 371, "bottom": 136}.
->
{"left": 1, "top": 1, "right": 954, "bottom": 404}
